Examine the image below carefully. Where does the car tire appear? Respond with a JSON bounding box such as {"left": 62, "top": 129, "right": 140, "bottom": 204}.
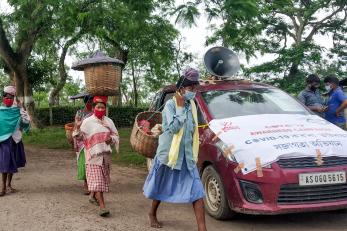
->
{"left": 146, "top": 158, "right": 153, "bottom": 172}
{"left": 202, "top": 165, "right": 236, "bottom": 220}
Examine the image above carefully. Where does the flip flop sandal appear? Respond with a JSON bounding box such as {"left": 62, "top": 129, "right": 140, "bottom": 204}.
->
{"left": 84, "top": 191, "right": 91, "bottom": 195}
{"left": 89, "top": 198, "right": 99, "bottom": 206}
{"left": 98, "top": 209, "right": 110, "bottom": 217}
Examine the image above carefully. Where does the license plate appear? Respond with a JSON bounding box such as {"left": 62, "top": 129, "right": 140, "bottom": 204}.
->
{"left": 299, "top": 171, "right": 346, "bottom": 186}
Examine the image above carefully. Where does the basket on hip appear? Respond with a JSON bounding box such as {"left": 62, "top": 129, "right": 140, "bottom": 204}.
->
{"left": 84, "top": 64, "right": 121, "bottom": 96}
{"left": 64, "top": 122, "right": 75, "bottom": 145}
{"left": 130, "top": 111, "right": 162, "bottom": 158}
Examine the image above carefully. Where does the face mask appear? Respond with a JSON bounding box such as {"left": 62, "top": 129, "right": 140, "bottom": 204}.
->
{"left": 3, "top": 97, "right": 14, "bottom": 107}
{"left": 85, "top": 102, "right": 92, "bottom": 111}
{"left": 94, "top": 109, "right": 106, "bottom": 119}
{"left": 184, "top": 91, "right": 196, "bottom": 101}
{"left": 325, "top": 85, "right": 331, "bottom": 92}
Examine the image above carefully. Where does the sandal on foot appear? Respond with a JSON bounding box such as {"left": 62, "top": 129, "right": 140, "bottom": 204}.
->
{"left": 84, "top": 191, "right": 91, "bottom": 195}
{"left": 0, "top": 191, "right": 5, "bottom": 197}
{"left": 98, "top": 209, "right": 110, "bottom": 217}
{"left": 89, "top": 198, "right": 99, "bottom": 206}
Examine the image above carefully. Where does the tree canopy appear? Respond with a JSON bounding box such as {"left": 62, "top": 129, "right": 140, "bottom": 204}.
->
{"left": 0, "top": 0, "right": 346, "bottom": 115}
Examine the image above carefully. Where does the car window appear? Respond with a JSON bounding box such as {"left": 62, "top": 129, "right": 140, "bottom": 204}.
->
{"left": 196, "top": 102, "right": 206, "bottom": 125}
{"left": 201, "top": 88, "right": 310, "bottom": 119}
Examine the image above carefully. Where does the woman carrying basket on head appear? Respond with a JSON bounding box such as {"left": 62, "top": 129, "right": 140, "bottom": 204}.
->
{"left": 80, "top": 96, "right": 119, "bottom": 217}
{"left": 73, "top": 95, "right": 93, "bottom": 195}
{"left": 0, "top": 86, "right": 30, "bottom": 196}
{"left": 143, "top": 68, "right": 207, "bottom": 231}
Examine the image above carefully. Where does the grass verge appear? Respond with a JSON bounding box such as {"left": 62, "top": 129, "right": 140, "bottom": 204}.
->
{"left": 23, "top": 126, "right": 146, "bottom": 167}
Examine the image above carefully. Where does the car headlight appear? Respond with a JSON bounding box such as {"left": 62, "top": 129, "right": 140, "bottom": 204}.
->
{"left": 215, "top": 139, "right": 237, "bottom": 162}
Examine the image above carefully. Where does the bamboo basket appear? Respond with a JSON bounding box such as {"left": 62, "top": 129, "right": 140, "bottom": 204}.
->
{"left": 64, "top": 122, "right": 74, "bottom": 145}
{"left": 130, "top": 111, "right": 162, "bottom": 158}
{"left": 84, "top": 64, "right": 121, "bottom": 96}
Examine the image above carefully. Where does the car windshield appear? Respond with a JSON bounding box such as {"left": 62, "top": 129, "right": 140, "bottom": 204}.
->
{"left": 201, "top": 88, "right": 311, "bottom": 119}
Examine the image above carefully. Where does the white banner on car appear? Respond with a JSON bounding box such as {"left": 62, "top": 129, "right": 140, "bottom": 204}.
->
{"left": 209, "top": 114, "right": 347, "bottom": 174}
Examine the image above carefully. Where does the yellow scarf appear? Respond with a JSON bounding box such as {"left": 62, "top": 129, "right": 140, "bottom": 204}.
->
{"left": 167, "top": 98, "right": 199, "bottom": 168}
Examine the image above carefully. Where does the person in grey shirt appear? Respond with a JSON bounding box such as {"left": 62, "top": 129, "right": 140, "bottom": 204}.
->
{"left": 298, "top": 74, "right": 327, "bottom": 117}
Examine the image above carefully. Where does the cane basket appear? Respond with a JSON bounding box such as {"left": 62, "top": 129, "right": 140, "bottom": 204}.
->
{"left": 64, "top": 122, "right": 74, "bottom": 145}
{"left": 130, "top": 111, "right": 162, "bottom": 158}
{"left": 84, "top": 64, "right": 122, "bottom": 96}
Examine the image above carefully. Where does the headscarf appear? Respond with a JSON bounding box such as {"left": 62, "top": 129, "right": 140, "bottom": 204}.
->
{"left": 176, "top": 67, "right": 200, "bottom": 88}
{"left": 3, "top": 86, "right": 16, "bottom": 96}
{"left": 93, "top": 96, "right": 108, "bottom": 105}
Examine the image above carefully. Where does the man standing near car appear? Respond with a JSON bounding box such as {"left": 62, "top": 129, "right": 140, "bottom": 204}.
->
{"left": 324, "top": 75, "right": 347, "bottom": 130}
{"left": 298, "top": 74, "right": 326, "bottom": 117}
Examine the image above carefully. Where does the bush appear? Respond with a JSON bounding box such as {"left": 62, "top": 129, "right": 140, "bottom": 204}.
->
{"left": 35, "top": 106, "right": 147, "bottom": 127}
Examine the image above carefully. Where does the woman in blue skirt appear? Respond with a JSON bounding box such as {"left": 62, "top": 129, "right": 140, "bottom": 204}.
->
{"left": 0, "top": 86, "right": 29, "bottom": 196}
{"left": 143, "top": 68, "right": 207, "bottom": 231}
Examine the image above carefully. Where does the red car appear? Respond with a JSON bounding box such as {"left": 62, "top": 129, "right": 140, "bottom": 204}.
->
{"left": 148, "top": 79, "right": 347, "bottom": 220}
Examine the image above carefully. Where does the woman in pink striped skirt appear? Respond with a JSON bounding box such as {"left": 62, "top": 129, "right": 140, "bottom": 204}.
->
{"left": 80, "top": 95, "right": 119, "bottom": 217}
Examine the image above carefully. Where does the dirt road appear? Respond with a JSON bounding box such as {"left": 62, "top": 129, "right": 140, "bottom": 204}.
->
{"left": 1, "top": 146, "right": 347, "bottom": 231}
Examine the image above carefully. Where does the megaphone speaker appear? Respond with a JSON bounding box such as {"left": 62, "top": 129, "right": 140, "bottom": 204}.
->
{"left": 204, "top": 46, "right": 240, "bottom": 78}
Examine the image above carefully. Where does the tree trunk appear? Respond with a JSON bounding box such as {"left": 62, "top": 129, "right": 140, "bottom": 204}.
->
{"left": 23, "top": 76, "right": 41, "bottom": 128}
{"left": 13, "top": 70, "right": 24, "bottom": 101}
{"left": 131, "top": 63, "right": 138, "bottom": 107}
{"left": 287, "top": 62, "right": 299, "bottom": 81}
{"left": 11, "top": 64, "right": 40, "bottom": 128}
{"left": 49, "top": 106, "right": 53, "bottom": 126}
{"left": 112, "top": 49, "right": 127, "bottom": 107}
{"left": 49, "top": 35, "right": 81, "bottom": 106}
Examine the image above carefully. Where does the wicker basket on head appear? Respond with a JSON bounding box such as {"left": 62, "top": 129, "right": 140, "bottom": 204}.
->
{"left": 130, "top": 111, "right": 162, "bottom": 158}
{"left": 71, "top": 51, "right": 124, "bottom": 96}
{"left": 64, "top": 122, "right": 75, "bottom": 146}
{"left": 84, "top": 64, "right": 122, "bottom": 96}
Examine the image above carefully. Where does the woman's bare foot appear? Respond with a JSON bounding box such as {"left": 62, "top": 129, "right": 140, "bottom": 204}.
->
{"left": 7, "top": 186, "right": 16, "bottom": 193}
{"left": 148, "top": 213, "right": 163, "bottom": 228}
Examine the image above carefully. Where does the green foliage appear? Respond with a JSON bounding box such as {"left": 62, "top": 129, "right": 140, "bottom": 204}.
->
{"left": 35, "top": 106, "right": 79, "bottom": 126}
{"left": 33, "top": 91, "right": 49, "bottom": 108}
{"left": 266, "top": 73, "right": 307, "bottom": 96}
{"left": 0, "top": 69, "right": 10, "bottom": 91}
{"left": 27, "top": 56, "right": 57, "bottom": 90}
{"left": 171, "top": 0, "right": 346, "bottom": 90}
{"left": 241, "top": 1, "right": 346, "bottom": 81}
{"left": 34, "top": 106, "right": 146, "bottom": 127}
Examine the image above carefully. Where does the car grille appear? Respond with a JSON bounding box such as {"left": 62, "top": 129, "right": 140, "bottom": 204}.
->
{"left": 278, "top": 184, "right": 347, "bottom": 204}
{"left": 277, "top": 156, "right": 347, "bottom": 169}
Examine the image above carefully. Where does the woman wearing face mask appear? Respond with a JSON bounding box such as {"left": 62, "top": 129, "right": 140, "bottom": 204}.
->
{"left": 0, "top": 86, "right": 30, "bottom": 196}
{"left": 73, "top": 95, "right": 94, "bottom": 195}
{"left": 143, "top": 68, "right": 207, "bottom": 231}
{"left": 80, "top": 96, "right": 119, "bottom": 217}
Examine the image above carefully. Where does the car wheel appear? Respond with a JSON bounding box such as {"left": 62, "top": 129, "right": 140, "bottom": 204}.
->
{"left": 146, "top": 158, "right": 153, "bottom": 172}
{"left": 202, "top": 165, "right": 236, "bottom": 220}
